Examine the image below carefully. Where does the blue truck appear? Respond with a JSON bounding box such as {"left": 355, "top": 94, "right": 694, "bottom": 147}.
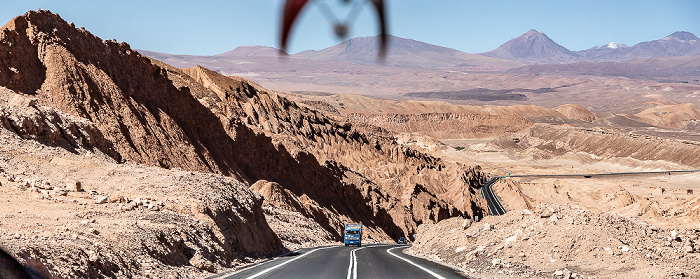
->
{"left": 344, "top": 223, "right": 363, "bottom": 247}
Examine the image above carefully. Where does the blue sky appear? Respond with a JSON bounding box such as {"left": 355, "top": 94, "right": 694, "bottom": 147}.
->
{"left": 1, "top": 0, "right": 698, "bottom": 55}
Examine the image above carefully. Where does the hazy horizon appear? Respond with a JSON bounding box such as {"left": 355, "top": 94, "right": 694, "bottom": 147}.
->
{"left": 1, "top": 0, "right": 698, "bottom": 55}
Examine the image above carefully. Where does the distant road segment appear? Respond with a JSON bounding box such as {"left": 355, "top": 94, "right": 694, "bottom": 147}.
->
{"left": 508, "top": 169, "right": 700, "bottom": 178}
{"left": 480, "top": 177, "right": 506, "bottom": 216}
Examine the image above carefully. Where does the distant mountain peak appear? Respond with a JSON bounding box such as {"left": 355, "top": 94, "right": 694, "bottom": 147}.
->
{"left": 481, "top": 29, "right": 577, "bottom": 62}
{"left": 216, "top": 46, "right": 285, "bottom": 57}
{"left": 592, "top": 42, "right": 629, "bottom": 50}
{"left": 662, "top": 31, "right": 699, "bottom": 42}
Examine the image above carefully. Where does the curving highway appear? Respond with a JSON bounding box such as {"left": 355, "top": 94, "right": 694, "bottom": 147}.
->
{"left": 211, "top": 244, "right": 469, "bottom": 279}
{"left": 480, "top": 178, "right": 506, "bottom": 216}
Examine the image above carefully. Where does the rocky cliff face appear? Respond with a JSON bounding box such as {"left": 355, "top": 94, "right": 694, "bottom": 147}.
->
{"left": 0, "top": 10, "right": 485, "bottom": 266}
{"left": 168, "top": 64, "right": 488, "bottom": 237}
{"left": 0, "top": 10, "right": 250, "bottom": 177}
{"left": 0, "top": 86, "right": 119, "bottom": 158}
{"left": 346, "top": 112, "right": 534, "bottom": 139}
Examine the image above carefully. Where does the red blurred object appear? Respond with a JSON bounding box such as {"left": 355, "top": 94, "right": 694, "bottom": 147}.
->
{"left": 280, "top": 0, "right": 387, "bottom": 60}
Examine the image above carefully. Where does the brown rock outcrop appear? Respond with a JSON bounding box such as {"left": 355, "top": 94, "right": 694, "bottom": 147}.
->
{"left": 495, "top": 123, "right": 700, "bottom": 167}
{"left": 0, "top": 10, "right": 485, "bottom": 253}
{"left": 555, "top": 104, "right": 596, "bottom": 122}
{"left": 346, "top": 112, "right": 534, "bottom": 139}
{"left": 0, "top": 86, "right": 119, "bottom": 158}
{"left": 634, "top": 102, "right": 700, "bottom": 129}
{"left": 171, "top": 65, "right": 487, "bottom": 237}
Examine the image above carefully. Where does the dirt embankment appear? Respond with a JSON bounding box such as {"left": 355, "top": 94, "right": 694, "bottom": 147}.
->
{"left": 0, "top": 121, "right": 284, "bottom": 278}
{"left": 408, "top": 204, "right": 700, "bottom": 279}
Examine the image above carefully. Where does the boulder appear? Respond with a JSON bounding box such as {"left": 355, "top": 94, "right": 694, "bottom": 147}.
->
{"left": 66, "top": 180, "right": 83, "bottom": 192}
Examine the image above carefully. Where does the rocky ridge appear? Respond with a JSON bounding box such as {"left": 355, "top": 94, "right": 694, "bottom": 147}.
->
{"left": 495, "top": 123, "right": 700, "bottom": 166}
{"left": 170, "top": 64, "right": 488, "bottom": 235}
{"left": 0, "top": 86, "right": 119, "bottom": 158}
{"left": 346, "top": 112, "right": 534, "bottom": 139}
{"left": 0, "top": 10, "right": 487, "bottom": 277}
{"left": 0, "top": 122, "right": 285, "bottom": 277}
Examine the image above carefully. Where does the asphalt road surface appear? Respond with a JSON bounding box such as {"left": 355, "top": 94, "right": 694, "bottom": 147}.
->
{"left": 508, "top": 169, "right": 700, "bottom": 178}
{"left": 213, "top": 244, "right": 468, "bottom": 279}
{"left": 480, "top": 177, "right": 506, "bottom": 216}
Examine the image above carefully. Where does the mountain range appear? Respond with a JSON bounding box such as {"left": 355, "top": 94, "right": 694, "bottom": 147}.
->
{"left": 142, "top": 29, "right": 700, "bottom": 74}
{"left": 140, "top": 35, "right": 524, "bottom": 73}
{"left": 482, "top": 29, "right": 700, "bottom": 63}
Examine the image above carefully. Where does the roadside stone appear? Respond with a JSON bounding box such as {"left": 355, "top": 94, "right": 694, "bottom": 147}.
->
{"left": 95, "top": 196, "right": 109, "bottom": 204}
{"left": 41, "top": 180, "right": 52, "bottom": 190}
{"left": 88, "top": 228, "right": 99, "bottom": 235}
{"left": 462, "top": 218, "right": 472, "bottom": 230}
{"left": 189, "top": 253, "right": 216, "bottom": 273}
{"left": 66, "top": 180, "right": 82, "bottom": 192}
{"left": 54, "top": 188, "right": 68, "bottom": 196}
{"left": 540, "top": 208, "right": 554, "bottom": 218}
{"left": 108, "top": 195, "right": 125, "bottom": 203}
{"left": 122, "top": 201, "right": 138, "bottom": 211}
{"left": 683, "top": 245, "right": 694, "bottom": 253}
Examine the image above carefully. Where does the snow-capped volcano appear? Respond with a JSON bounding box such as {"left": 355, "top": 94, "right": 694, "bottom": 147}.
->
{"left": 592, "top": 42, "right": 629, "bottom": 50}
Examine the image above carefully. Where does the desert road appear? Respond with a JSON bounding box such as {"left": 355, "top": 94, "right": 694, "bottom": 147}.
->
{"left": 508, "top": 169, "right": 700, "bottom": 178}
{"left": 480, "top": 177, "right": 507, "bottom": 216}
{"left": 211, "top": 244, "right": 468, "bottom": 279}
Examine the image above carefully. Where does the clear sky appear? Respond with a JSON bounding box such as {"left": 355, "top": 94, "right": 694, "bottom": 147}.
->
{"left": 1, "top": 0, "right": 698, "bottom": 55}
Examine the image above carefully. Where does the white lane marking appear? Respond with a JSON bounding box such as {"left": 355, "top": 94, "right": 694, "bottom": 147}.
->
{"left": 387, "top": 246, "right": 446, "bottom": 279}
{"left": 490, "top": 182, "right": 507, "bottom": 215}
{"left": 346, "top": 248, "right": 353, "bottom": 279}
{"left": 346, "top": 246, "right": 365, "bottom": 279}
{"left": 246, "top": 246, "right": 336, "bottom": 279}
